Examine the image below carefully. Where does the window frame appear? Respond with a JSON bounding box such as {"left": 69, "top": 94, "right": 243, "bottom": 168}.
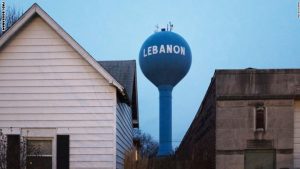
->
{"left": 253, "top": 106, "right": 268, "bottom": 132}
{"left": 26, "top": 137, "right": 54, "bottom": 169}
{"left": 21, "top": 129, "right": 56, "bottom": 169}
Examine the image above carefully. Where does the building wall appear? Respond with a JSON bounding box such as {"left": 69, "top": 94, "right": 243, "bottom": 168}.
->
{"left": 294, "top": 100, "right": 300, "bottom": 168}
{"left": 0, "top": 16, "right": 117, "bottom": 169}
{"left": 216, "top": 99, "right": 294, "bottom": 169}
{"left": 215, "top": 70, "right": 299, "bottom": 169}
{"left": 116, "top": 101, "right": 133, "bottom": 169}
{"left": 215, "top": 69, "right": 300, "bottom": 99}
{"left": 176, "top": 80, "right": 216, "bottom": 169}
{"left": 178, "top": 70, "right": 300, "bottom": 169}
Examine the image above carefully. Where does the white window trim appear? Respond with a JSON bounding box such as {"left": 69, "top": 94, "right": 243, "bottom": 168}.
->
{"left": 21, "top": 129, "right": 56, "bottom": 169}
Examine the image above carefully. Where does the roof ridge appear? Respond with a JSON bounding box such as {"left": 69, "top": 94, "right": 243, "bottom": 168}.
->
{"left": 0, "top": 3, "right": 125, "bottom": 95}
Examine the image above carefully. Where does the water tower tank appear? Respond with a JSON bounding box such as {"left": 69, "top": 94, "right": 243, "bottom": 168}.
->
{"left": 139, "top": 29, "right": 192, "bottom": 156}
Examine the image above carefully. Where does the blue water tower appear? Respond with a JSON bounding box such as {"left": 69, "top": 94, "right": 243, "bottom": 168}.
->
{"left": 139, "top": 28, "right": 192, "bottom": 156}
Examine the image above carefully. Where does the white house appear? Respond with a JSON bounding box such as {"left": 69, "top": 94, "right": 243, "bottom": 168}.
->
{"left": 0, "top": 3, "right": 138, "bottom": 169}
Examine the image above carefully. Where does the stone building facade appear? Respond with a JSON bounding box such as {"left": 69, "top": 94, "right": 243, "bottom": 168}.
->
{"left": 177, "top": 69, "right": 300, "bottom": 169}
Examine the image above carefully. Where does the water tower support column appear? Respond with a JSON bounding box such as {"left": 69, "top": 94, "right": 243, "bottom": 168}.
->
{"left": 139, "top": 30, "right": 192, "bottom": 157}
{"left": 158, "top": 85, "right": 173, "bottom": 156}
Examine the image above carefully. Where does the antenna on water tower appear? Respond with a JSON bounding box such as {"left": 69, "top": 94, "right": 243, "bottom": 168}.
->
{"left": 169, "top": 22, "right": 173, "bottom": 31}
{"left": 139, "top": 25, "right": 192, "bottom": 156}
{"left": 154, "top": 24, "right": 159, "bottom": 33}
{"left": 298, "top": 1, "right": 300, "bottom": 18}
{"left": 1, "top": 0, "right": 5, "bottom": 32}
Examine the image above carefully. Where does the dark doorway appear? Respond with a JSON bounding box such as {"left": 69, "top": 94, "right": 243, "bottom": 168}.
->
{"left": 245, "top": 149, "right": 275, "bottom": 169}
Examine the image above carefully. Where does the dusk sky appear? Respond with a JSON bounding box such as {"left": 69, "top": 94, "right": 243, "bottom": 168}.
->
{"left": 9, "top": 0, "right": 300, "bottom": 147}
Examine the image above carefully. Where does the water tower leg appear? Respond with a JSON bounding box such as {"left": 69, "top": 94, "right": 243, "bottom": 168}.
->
{"left": 158, "top": 85, "right": 173, "bottom": 156}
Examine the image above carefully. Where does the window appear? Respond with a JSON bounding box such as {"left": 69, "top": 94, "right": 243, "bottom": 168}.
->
{"left": 255, "top": 106, "right": 266, "bottom": 131}
{"left": 20, "top": 129, "right": 69, "bottom": 169}
{"left": 26, "top": 139, "right": 52, "bottom": 169}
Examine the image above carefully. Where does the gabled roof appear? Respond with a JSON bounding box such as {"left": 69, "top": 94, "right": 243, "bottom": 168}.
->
{"left": 0, "top": 3, "right": 125, "bottom": 95}
{"left": 99, "top": 60, "right": 136, "bottom": 102}
{"left": 98, "top": 60, "right": 139, "bottom": 127}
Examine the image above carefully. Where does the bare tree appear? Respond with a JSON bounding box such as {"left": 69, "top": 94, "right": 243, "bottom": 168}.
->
{"left": 134, "top": 129, "right": 159, "bottom": 158}
{"left": 0, "top": 5, "right": 23, "bottom": 36}
{"left": 0, "top": 130, "right": 41, "bottom": 169}
{"left": 0, "top": 130, "right": 6, "bottom": 169}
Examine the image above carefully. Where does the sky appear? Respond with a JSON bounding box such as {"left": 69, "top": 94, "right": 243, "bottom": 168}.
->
{"left": 7, "top": 0, "right": 300, "bottom": 147}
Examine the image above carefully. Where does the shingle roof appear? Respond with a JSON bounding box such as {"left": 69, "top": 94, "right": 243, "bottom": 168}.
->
{"left": 98, "top": 60, "right": 136, "bottom": 102}
{"left": 98, "top": 60, "right": 139, "bottom": 127}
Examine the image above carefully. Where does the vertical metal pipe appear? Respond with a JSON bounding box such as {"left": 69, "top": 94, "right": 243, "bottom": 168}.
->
{"left": 158, "top": 85, "right": 173, "bottom": 156}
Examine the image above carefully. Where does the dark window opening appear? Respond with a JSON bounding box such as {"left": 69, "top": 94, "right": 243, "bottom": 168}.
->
{"left": 256, "top": 106, "right": 265, "bottom": 130}
{"left": 26, "top": 140, "right": 52, "bottom": 169}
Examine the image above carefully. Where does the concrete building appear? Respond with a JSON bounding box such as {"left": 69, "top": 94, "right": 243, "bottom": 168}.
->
{"left": 0, "top": 4, "right": 138, "bottom": 169}
{"left": 177, "top": 69, "right": 300, "bottom": 169}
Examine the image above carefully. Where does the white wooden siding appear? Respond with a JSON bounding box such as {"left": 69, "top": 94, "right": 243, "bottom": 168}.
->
{"left": 116, "top": 102, "right": 133, "bottom": 169}
{"left": 0, "top": 16, "right": 117, "bottom": 169}
{"left": 294, "top": 101, "right": 300, "bottom": 168}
